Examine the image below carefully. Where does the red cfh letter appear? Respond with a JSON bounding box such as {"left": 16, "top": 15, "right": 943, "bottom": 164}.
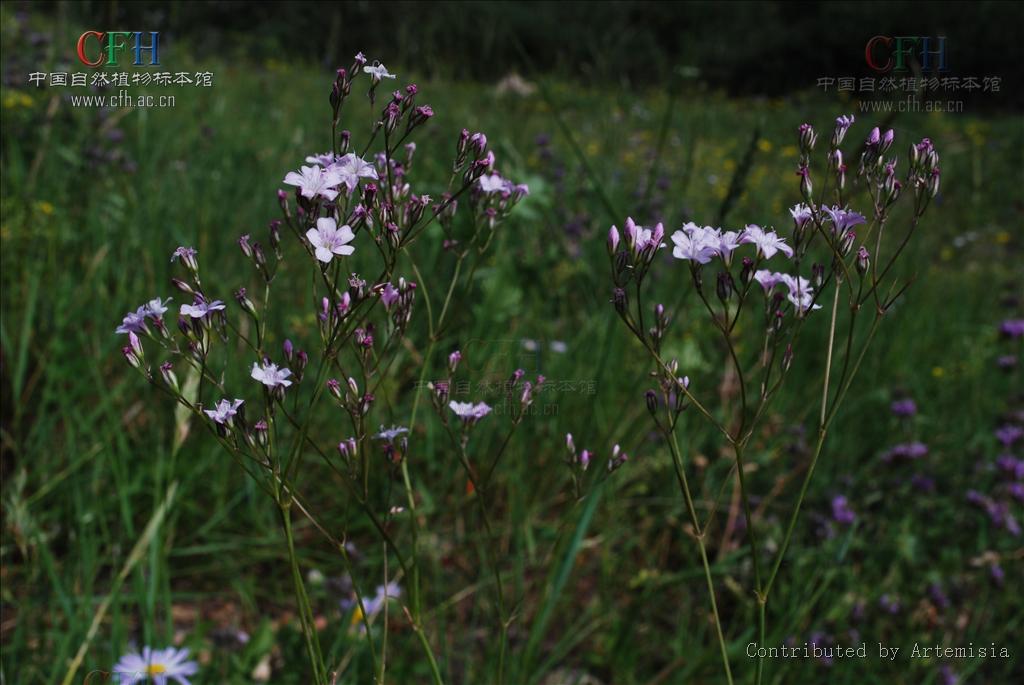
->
{"left": 77, "top": 31, "right": 105, "bottom": 67}
{"left": 865, "top": 35, "right": 893, "bottom": 73}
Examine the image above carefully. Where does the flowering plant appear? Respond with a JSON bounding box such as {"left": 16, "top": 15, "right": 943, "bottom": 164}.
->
{"left": 590, "top": 115, "right": 941, "bottom": 684}
{"left": 117, "top": 55, "right": 529, "bottom": 685}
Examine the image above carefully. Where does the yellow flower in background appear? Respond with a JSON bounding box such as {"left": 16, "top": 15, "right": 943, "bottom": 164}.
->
{"left": 940, "top": 246, "right": 954, "bottom": 261}
{"left": 723, "top": 159, "right": 737, "bottom": 172}
{"left": 3, "top": 91, "right": 34, "bottom": 109}
{"left": 994, "top": 231, "right": 1011, "bottom": 245}
{"left": 931, "top": 366, "right": 945, "bottom": 378}
{"left": 35, "top": 201, "right": 55, "bottom": 215}
{"left": 781, "top": 145, "right": 799, "bottom": 158}
{"left": 757, "top": 139, "right": 773, "bottom": 153}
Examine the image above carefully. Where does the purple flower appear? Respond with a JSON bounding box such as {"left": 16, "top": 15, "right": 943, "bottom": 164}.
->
{"left": 362, "top": 581, "right": 402, "bottom": 616}
{"left": 283, "top": 164, "right": 342, "bottom": 201}
{"left": 890, "top": 398, "right": 917, "bottom": 418}
{"left": 832, "top": 114, "right": 855, "bottom": 145}
{"left": 329, "top": 152, "right": 379, "bottom": 192}
{"left": 753, "top": 269, "right": 785, "bottom": 292}
{"left": 306, "top": 217, "right": 355, "bottom": 263}
{"left": 179, "top": 297, "right": 226, "bottom": 319}
{"left": 779, "top": 274, "right": 820, "bottom": 314}
{"left": 831, "top": 495, "right": 856, "bottom": 525}
{"left": 880, "top": 441, "right": 929, "bottom": 462}
{"left": 170, "top": 246, "right": 198, "bottom": 270}
{"left": 822, "top": 206, "right": 867, "bottom": 235}
{"left": 789, "top": 203, "right": 814, "bottom": 229}
{"left": 716, "top": 230, "right": 744, "bottom": 260}
{"left": 741, "top": 224, "right": 794, "bottom": 260}
{"left": 116, "top": 306, "right": 150, "bottom": 334}
{"left": 670, "top": 223, "right": 719, "bottom": 264}
{"left": 251, "top": 361, "right": 293, "bottom": 389}
{"left": 449, "top": 400, "right": 492, "bottom": 424}
{"left": 113, "top": 645, "right": 199, "bottom": 685}
{"left": 938, "top": 665, "right": 959, "bottom": 685}
{"left": 379, "top": 282, "right": 400, "bottom": 309}
{"left": 878, "top": 594, "right": 901, "bottom": 614}
{"left": 995, "top": 424, "right": 1023, "bottom": 447}
{"left": 910, "top": 473, "right": 936, "bottom": 492}
{"left": 204, "top": 398, "right": 244, "bottom": 425}
{"left": 305, "top": 151, "right": 337, "bottom": 166}
{"left": 374, "top": 425, "right": 409, "bottom": 442}
{"left": 998, "top": 319, "right": 1024, "bottom": 339}
{"left": 478, "top": 172, "right": 509, "bottom": 193}
{"left": 144, "top": 297, "right": 172, "bottom": 318}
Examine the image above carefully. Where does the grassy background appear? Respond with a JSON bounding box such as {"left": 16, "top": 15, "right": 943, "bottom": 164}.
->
{"left": 2, "top": 4, "right": 1022, "bottom": 684}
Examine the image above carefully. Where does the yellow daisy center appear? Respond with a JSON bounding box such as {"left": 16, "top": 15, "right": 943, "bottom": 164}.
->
{"left": 146, "top": 663, "right": 168, "bottom": 675}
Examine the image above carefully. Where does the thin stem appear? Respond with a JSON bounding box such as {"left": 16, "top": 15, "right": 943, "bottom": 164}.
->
{"left": 664, "top": 429, "right": 734, "bottom": 685}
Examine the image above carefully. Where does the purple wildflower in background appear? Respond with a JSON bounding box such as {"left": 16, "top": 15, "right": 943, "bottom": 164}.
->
{"left": 180, "top": 297, "right": 226, "bottom": 319}
{"left": 374, "top": 425, "right": 408, "bottom": 442}
{"left": 741, "top": 224, "right": 794, "bottom": 259}
{"left": 880, "top": 441, "right": 929, "bottom": 462}
{"left": 928, "top": 582, "right": 951, "bottom": 610}
{"left": 997, "top": 354, "right": 1018, "bottom": 370}
{"left": 204, "top": 398, "right": 244, "bottom": 425}
{"left": 910, "top": 473, "right": 936, "bottom": 492}
{"left": 822, "top": 206, "right": 867, "bottom": 235}
{"left": 251, "top": 362, "right": 293, "bottom": 389}
{"left": 890, "top": 398, "right": 917, "bottom": 418}
{"left": 306, "top": 217, "right": 356, "bottom": 262}
{"left": 449, "top": 400, "right": 492, "bottom": 424}
{"left": 938, "top": 665, "right": 960, "bottom": 685}
{"left": 113, "top": 645, "right": 199, "bottom": 685}
{"left": 878, "top": 594, "right": 901, "bottom": 614}
{"left": 831, "top": 495, "right": 856, "bottom": 525}
{"left": 999, "top": 319, "right": 1024, "bottom": 339}
{"left": 994, "top": 424, "right": 1023, "bottom": 447}
{"left": 996, "top": 454, "right": 1023, "bottom": 479}
{"left": 283, "top": 164, "right": 342, "bottom": 201}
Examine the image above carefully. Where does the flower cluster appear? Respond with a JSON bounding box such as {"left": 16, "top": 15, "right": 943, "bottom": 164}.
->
{"left": 117, "top": 54, "right": 531, "bottom": 684}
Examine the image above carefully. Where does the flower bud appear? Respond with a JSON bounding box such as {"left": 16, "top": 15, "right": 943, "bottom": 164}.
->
{"left": 645, "top": 389, "right": 658, "bottom": 416}
{"left": 607, "top": 225, "right": 620, "bottom": 255}
{"left": 327, "top": 378, "right": 342, "bottom": 399}
{"left": 159, "top": 361, "right": 179, "bottom": 392}
{"left": 448, "top": 350, "right": 462, "bottom": 374}
{"left": 856, "top": 246, "right": 870, "bottom": 275}
{"left": 238, "top": 234, "right": 253, "bottom": 258}
{"left": 171, "top": 278, "right": 194, "bottom": 296}
{"left": 716, "top": 271, "right": 732, "bottom": 304}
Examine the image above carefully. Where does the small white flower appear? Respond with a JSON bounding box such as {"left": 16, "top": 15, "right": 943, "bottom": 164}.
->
{"left": 113, "top": 645, "right": 199, "bottom": 685}
{"left": 364, "top": 63, "right": 397, "bottom": 81}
